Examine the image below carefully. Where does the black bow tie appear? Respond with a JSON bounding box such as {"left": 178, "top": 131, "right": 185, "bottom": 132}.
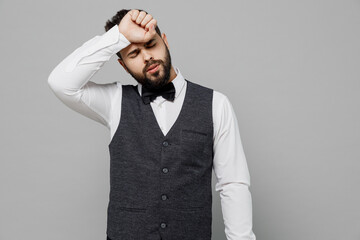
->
{"left": 141, "top": 82, "right": 176, "bottom": 104}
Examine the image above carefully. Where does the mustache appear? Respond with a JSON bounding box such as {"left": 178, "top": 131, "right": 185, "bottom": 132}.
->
{"left": 144, "top": 60, "right": 163, "bottom": 72}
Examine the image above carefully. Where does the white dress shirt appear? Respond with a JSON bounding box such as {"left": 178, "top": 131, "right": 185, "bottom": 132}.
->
{"left": 47, "top": 24, "right": 256, "bottom": 240}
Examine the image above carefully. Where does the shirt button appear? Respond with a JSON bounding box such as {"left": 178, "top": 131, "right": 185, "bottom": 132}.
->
{"left": 162, "top": 141, "right": 169, "bottom": 147}
{"left": 162, "top": 167, "right": 168, "bottom": 174}
{"left": 160, "top": 222, "right": 167, "bottom": 228}
{"left": 161, "top": 194, "right": 168, "bottom": 200}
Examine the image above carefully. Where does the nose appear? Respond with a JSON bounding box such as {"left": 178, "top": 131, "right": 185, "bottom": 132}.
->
{"left": 143, "top": 50, "right": 154, "bottom": 62}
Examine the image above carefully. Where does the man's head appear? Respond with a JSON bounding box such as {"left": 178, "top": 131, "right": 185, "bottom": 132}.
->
{"left": 104, "top": 9, "right": 175, "bottom": 90}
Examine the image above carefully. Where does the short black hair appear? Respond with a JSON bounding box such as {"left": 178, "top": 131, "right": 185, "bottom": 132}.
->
{"left": 104, "top": 9, "right": 162, "bottom": 60}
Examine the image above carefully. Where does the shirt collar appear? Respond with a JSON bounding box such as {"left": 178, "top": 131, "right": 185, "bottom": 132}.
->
{"left": 137, "top": 66, "right": 185, "bottom": 99}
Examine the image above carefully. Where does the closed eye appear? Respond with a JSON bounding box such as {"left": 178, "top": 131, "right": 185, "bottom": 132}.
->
{"left": 129, "top": 44, "right": 157, "bottom": 58}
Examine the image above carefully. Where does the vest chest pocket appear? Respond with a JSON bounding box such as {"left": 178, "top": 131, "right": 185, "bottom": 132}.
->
{"left": 180, "top": 129, "right": 209, "bottom": 161}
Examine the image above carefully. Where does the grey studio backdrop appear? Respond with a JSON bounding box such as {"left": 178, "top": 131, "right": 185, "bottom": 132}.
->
{"left": 0, "top": 0, "right": 359, "bottom": 239}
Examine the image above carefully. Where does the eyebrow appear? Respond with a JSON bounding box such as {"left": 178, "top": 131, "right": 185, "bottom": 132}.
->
{"left": 127, "top": 38, "right": 156, "bottom": 57}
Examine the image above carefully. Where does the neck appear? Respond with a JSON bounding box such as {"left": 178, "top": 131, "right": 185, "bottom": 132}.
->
{"left": 167, "top": 66, "right": 177, "bottom": 83}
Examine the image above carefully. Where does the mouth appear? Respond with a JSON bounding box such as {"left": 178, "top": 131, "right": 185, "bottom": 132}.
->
{"left": 147, "top": 64, "right": 160, "bottom": 73}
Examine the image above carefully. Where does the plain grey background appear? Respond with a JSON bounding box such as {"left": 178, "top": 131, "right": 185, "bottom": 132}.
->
{"left": 1, "top": 0, "right": 359, "bottom": 239}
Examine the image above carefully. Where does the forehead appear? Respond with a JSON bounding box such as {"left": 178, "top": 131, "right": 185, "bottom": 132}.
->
{"left": 126, "top": 34, "right": 161, "bottom": 51}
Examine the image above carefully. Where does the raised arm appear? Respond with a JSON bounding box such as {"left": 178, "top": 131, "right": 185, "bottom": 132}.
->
{"left": 47, "top": 9, "right": 157, "bottom": 128}
{"left": 47, "top": 24, "right": 130, "bottom": 128}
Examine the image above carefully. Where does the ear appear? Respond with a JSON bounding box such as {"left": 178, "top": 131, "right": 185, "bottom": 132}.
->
{"left": 118, "top": 59, "right": 129, "bottom": 73}
{"left": 161, "top": 33, "right": 170, "bottom": 50}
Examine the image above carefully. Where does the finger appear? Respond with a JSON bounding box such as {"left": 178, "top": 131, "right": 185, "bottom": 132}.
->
{"left": 144, "top": 27, "right": 155, "bottom": 42}
{"left": 145, "top": 23, "right": 157, "bottom": 41}
{"left": 129, "top": 9, "right": 139, "bottom": 21}
{"left": 145, "top": 19, "right": 157, "bottom": 32}
{"left": 136, "top": 11, "right": 146, "bottom": 24}
{"left": 141, "top": 14, "right": 152, "bottom": 28}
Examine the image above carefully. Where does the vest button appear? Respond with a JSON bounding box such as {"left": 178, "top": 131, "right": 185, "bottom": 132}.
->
{"left": 162, "top": 167, "right": 168, "bottom": 173}
{"left": 160, "top": 222, "right": 167, "bottom": 228}
{"left": 161, "top": 194, "right": 168, "bottom": 200}
{"left": 162, "top": 141, "right": 169, "bottom": 147}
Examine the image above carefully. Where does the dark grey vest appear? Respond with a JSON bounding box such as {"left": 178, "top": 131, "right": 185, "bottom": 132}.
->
{"left": 106, "top": 79, "right": 214, "bottom": 240}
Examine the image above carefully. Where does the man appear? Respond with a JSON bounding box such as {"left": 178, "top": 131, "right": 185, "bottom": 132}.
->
{"left": 48, "top": 8, "right": 256, "bottom": 240}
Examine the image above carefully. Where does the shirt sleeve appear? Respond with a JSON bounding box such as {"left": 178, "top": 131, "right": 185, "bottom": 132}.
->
{"left": 212, "top": 91, "right": 256, "bottom": 240}
{"left": 47, "top": 25, "right": 131, "bottom": 129}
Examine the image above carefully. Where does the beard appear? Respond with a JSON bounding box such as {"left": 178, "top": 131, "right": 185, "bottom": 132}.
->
{"left": 125, "top": 44, "right": 172, "bottom": 91}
